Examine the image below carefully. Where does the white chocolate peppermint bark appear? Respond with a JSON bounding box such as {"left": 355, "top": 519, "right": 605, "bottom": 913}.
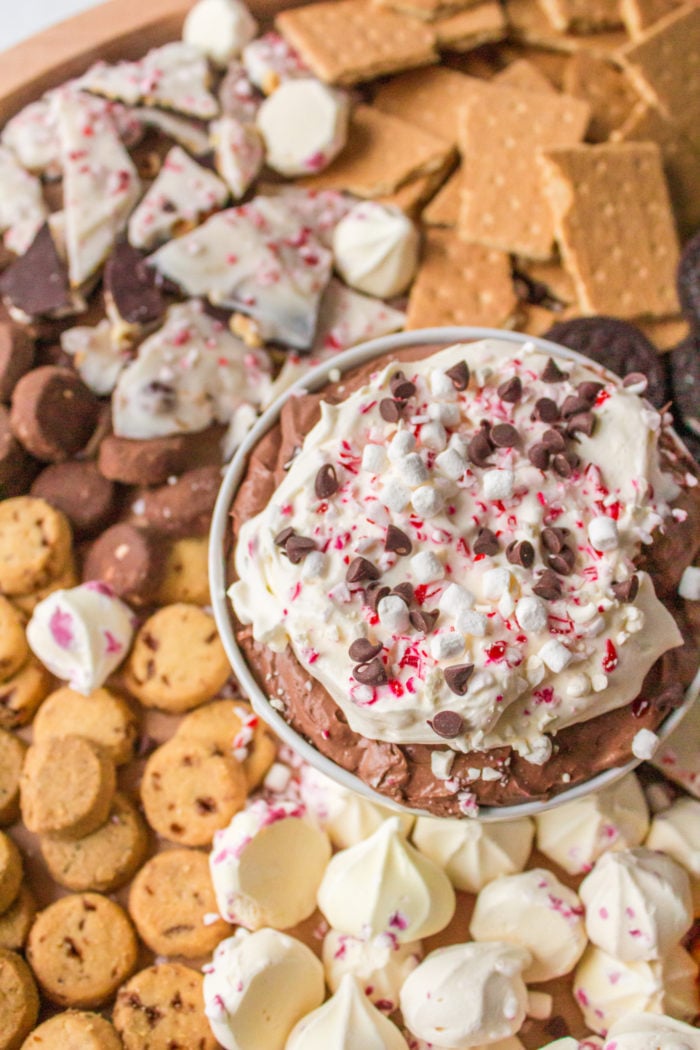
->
{"left": 0, "top": 145, "right": 47, "bottom": 255}
{"left": 128, "top": 146, "right": 228, "bottom": 250}
{"left": 232, "top": 339, "right": 684, "bottom": 762}
{"left": 242, "top": 31, "right": 310, "bottom": 95}
{"left": 313, "top": 279, "right": 406, "bottom": 356}
{"left": 130, "top": 107, "right": 211, "bottom": 156}
{"left": 61, "top": 319, "right": 131, "bottom": 396}
{"left": 211, "top": 117, "right": 264, "bottom": 200}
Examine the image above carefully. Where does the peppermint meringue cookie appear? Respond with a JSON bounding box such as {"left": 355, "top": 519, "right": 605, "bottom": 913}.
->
{"left": 322, "top": 929, "right": 422, "bottom": 1013}
{"left": 470, "top": 867, "right": 587, "bottom": 981}
{"left": 26, "top": 581, "right": 134, "bottom": 695}
{"left": 203, "top": 928, "right": 325, "bottom": 1050}
{"left": 603, "top": 1013, "right": 700, "bottom": 1049}
{"left": 646, "top": 797, "right": 700, "bottom": 911}
{"left": 411, "top": 814, "right": 533, "bottom": 893}
{"left": 286, "top": 974, "right": 409, "bottom": 1050}
{"left": 579, "top": 847, "right": 693, "bottom": 962}
{"left": 256, "top": 79, "right": 349, "bottom": 177}
{"left": 540, "top": 1041, "right": 603, "bottom": 1049}
{"left": 535, "top": 774, "right": 650, "bottom": 875}
{"left": 573, "top": 944, "right": 699, "bottom": 1036}
{"left": 332, "top": 201, "right": 419, "bottom": 298}
{"left": 400, "top": 941, "right": 530, "bottom": 1049}
{"left": 209, "top": 798, "right": 331, "bottom": 929}
{"left": 183, "top": 0, "right": 258, "bottom": 66}
{"left": 298, "top": 765, "right": 413, "bottom": 850}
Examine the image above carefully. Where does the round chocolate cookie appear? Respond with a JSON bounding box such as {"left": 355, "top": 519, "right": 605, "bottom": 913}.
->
{"left": 135, "top": 465, "right": 222, "bottom": 537}
{"left": 0, "top": 405, "right": 37, "bottom": 497}
{"left": 82, "top": 522, "right": 165, "bottom": 606}
{"left": 0, "top": 323, "right": 34, "bottom": 403}
{"left": 10, "top": 366, "right": 101, "bottom": 462}
{"left": 97, "top": 433, "right": 192, "bottom": 486}
{"left": 544, "top": 316, "right": 669, "bottom": 407}
{"left": 31, "top": 460, "right": 119, "bottom": 538}
{"left": 669, "top": 335, "right": 700, "bottom": 454}
{"left": 677, "top": 229, "right": 700, "bottom": 329}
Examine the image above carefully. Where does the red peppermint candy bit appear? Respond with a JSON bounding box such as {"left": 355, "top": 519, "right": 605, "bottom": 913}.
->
{"left": 602, "top": 639, "right": 618, "bottom": 673}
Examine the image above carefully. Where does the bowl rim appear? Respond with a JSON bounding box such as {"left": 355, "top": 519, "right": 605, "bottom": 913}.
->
{"left": 209, "top": 325, "right": 700, "bottom": 821}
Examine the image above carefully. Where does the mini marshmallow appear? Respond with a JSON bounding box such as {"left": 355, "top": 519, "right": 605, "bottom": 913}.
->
{"left": 499, "top": 591, "right": 515, "bottom": 619}
{"left": 412, "top": 486, "right": 444, "bottom": 518}
{"left": 362, "top": 444, "right": 387, "bottom": 473}
{"left": 429, "top": 370, "right": 458, "bottom": 400}
{"left": 515, "top": 596, "right": 548, "bottom": 633}
{"left": 483, "top": 468, "right": 514, "bottom": 501}
{"left": 411, "top": 550, "right": 445, "bottom": 583}
{"left": 430, "top": 402, "right": 461, "bottom": 427}
{"left": 678, "top": 565, "right": 700, "bottom": 601}
{"left": 383, "top": 478, "right": 411, "bottom": 513}
{"left": 632, "top": 728, "right": 659, "bottom": 760}
{"left": 434, "top": 447, "right": 467, "bottom": 481}
{"left": 378, "top": 595, "right": 410, "bottom": 633}
{"left": 431, "top": 630, "right": 465, "bottom": 661}
{"left": 388, "top": 430, "right": 416, "bottom": 461}
{"left": 439, "top": 583, "right": 475, "bottom": 618}
{"left": 538, "top": 639, "right": 572, "bottom": 673}
{"left": 183, "top": 0, "right": 258, "bottom": 66}
{"left": 400, "top": 453, "right": 429, "bottom": 488}
{"left": 456, "top": 609, "right": 487, "bottom": 637}
{"left": 420, "top": 421, "right": 447, "bottom": 452}
{"left": 482, "top": 567, "right": 512, "bottom": 600}
{"left": 587, "top": 516, "right": 619, "bottom": 552}
{"left": 257, "top": 79, "right": 349, "bottom": 177}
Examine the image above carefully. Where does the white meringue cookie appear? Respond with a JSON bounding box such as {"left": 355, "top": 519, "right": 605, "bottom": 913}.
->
{"left": 579, "top": 847, "right": 693, "bottom": 962}
{"left": 646, "top": 797, "right": 700, "bottom": 912}
{"left": 286, "top": 974, "right": 409, "bottom": 1050}
{"left": 203, "top": 928, "right": 325, "bottom": 1050}
{"left": 322, "top": 929, "right": 421, "bottom": 1013}
{"left": 400, "top": 941, "right": 530, "bottom": 1049}
{"left": 183, "top": 0, "right": 258, "bottom": 66}
{"left": 540, "top": 1041, "right": 603, "bottom": 1050}
{"left": 257, "top": 79, "right": 349, "bottom": 176}
{"left": 470, "top": 867, "right": 587, "bottom": 981}
{"left": 332, "top": 201, "right": 419, "bottom": 298}
{"left": 210, "top": 798, "right": 331, "bottom": 929}
{"left": 603, "top": 1013, "right": 700, "bottom": 1050}
{"left": 297, "top": 765, "right": 414, "bottom": 850}
{"left": 317, "top": 816, "right": 455, "bottom": 942}
{"left": 26, "top": 582, "right": 134, "bottom": 695}
{"left": 535, "top": 773, "right": 649, "bottom": 875}
{"left": 411, "top": 814, "right": 533, "bottom": 893}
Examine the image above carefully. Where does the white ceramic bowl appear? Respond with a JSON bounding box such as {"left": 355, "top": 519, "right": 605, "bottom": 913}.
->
{"left": 209, "top": 326, "right": 700, "bottom": 821}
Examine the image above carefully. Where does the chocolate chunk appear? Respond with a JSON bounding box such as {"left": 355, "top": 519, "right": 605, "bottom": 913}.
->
{"left": 348, "top": 638, "right": 383, "bottom": 662}
{"left": 467, "top": 430, "right": 493, "bottom": 467}
{"left": 352, "top": 657, "right": 387, "bottom": 686}
{"left": 274, "top": 526, "right": 294, "bottom": 547}
{"left": 31, "top": 460, "right": 118, "bottom": 538}
{"left": 473, "top": 527, "right": 499, "bottom": 556}
{"left": 314, "top": 463, "right": 339, "bottom": 499}
{"left": 528, "top": 443, "right": 550, "bottom": 470}
{"left": 541, "top": 428, "right": 566, "bottom": 452}
{"left": 497, "top": 376, "right": 522, "bottom": 403}
{"left": 677, "top": 228, "right": 700, "bottom": 327}
{"left": 385, "top": 524, "right": 412, "bottom": 556}
{"left": 445, "top": 361, "right": 470, "bottom": 391}
{"left": 285, "top": 535, "right": 317, "bottom": 564}
{"left": 532, "top": 397, "right": 560, "bottom": 422}
{"left": 669, "top": 336, "right": 700, "bottom": 441}
{"left": 379, "top": 398, "right": 403, "bottom": 423}
{"left": 410, "top": 608, "right": 439, "bottom": 633}
{"left": 612, "top": 575, "right": 639, "bottom": 602}
{"left": 390, "top": 372, "right": 416, "bottom": 399}
{"left": 540, "top": 357, "right": 569, "bottom": 383}
{"left": 545, "top": 316, "right": 668, "bottom": 408}
{"left": 346, "top": 556, "right": 380, "bottom": 583}
{"left": 0, "top": 223, "right": 71, "bottom": 318}
{"left": 541, "top": 527, "right": 567, "bottom": 553}
{"left": 430, "top": 709, "right": 465, "bottom": 737}
{"left": 103, "top": 241, "right": 165, "bottom": 326}
{"left": 533, "top": 569, "right": 563, "bottom": 600}
{"left": 10, "top": 366, "right": 100, "bottom": 463}
{"left": 365, "top": 582, "right": 390, "bottom": 612}
{"left": 567, "top": 411, "right": 595, "bottom": 437}
{"left": 0, "top": 404, "right": 37, "bottom": 497}
{"left": 490, "top": 423, "right": 520, "bottom": 448}
{"left": 506, "top": 539, "right": 535, "bottom": 568}
{"left": 0, "top": 324, "right": 34, "bottom": 403}
{"left": 135, "top": 465, "right": 221, "bottom": 537}
{"left": 83, "top": 523, "right": 165, "bottom": 606}
{"left": 443, "top": 663, "right": 475, "bottom": 696}
{"left": 561, "top": 394, "right": 591, "bottom": 418}
{"left": 392, "top": 582, "right": 415, "bottom": 604}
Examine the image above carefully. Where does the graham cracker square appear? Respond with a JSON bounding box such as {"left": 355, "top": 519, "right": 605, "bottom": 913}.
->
{"left": 433, "top": 2, "right": 508, "bottom": 48}
{"left": 406, "top": 229, "right": 518, "bottom": 328}
{"left": 563, "top": 52, "right": 640, "bottom": 142}
{"left": 378, "top": 160, "right": 455, "bottom": 216}
{"left": 503, "top": 0, "right": 630, "bottom": 54}
{"left": 636, "top": 314, "right": 689, "bottom": 350}
{"left": 275, "top": 0, "right": 437, "bottom": 86}
{"left": 373, "top": 66, "right": 490, "bottom": 146}
{"left": 422, "top": 167, "right": 462, "bottom": 225}
{"left": 620, "top": 0, "right": 685, "bottom": 38}
{"left": 458, "top": 82, "right": 590, "bottom": 259}
{"left": 493, "top": 57, "right": 557, "bottom": 93}
{"left": 540, "top": 141, "right": 680, "bottom": 319}
{"left": 299, "top": 104, "right": 454, "bottom": 197}
{"left": 535, "top": 0, "right": 623, "bottom": 32}
{"left": 376, "top": 0, "right": 487, "bottom": 20}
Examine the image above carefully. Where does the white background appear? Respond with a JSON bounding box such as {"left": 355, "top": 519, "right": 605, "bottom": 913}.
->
{"left": 1, "top": 0, "right": 102, "bottom": 52}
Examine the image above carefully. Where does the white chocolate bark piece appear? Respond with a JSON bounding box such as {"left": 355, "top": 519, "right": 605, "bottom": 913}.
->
{"left": 211, "top": 116, "right": 264, "bottom": 200}
{"left": 322, "top": 930, "right": 421, "bottom": 1013}
{"left": 131, "top": 107, "right": 211, "bottom": 155}
{"left": 61, "top": 318, "right": 131, "bottom": 396}
{"left": 256, "top": 78, "right": 349, "bottom": 177}
{"left": 243, "top": 31, "right": 310, "bottom": 94}
{"left": 150, "top": 196, "right": 333, "bottom": 349}
{"left": 256, "top": 184, "right": 352, "bottom": 247}
{"left": 218, "top": 60, "right": 260, "bottom": 124}
{"left": 54, "top": 90, "right": 141, "bottom": 287}
{"left": 183, "top": 0, "right": 258, "bottom": 67}
{"left": 2, "top": 98, "right": 59, "bottom": 175}
{"left": 333, "top": 201, "right": 420, "bottom": 298}
{"left": 287, "top": 975, "right": 409, "bottom": 1050}
{"left": 0, "top": 145, "right": 47, "bottom": 255}
{"left": 128, "top": 145, "right": 228, "bottom": 250}
{"left": 412, "top": 814, "right": 533, "bottom": 893}
{"left": 80, "top": 42, "right": 219, "bottom": 119}
{"left": 312, "top": 278, "right": 405, "bottom": 356}
{"left": 112, "top": 299, "right": 272, "bottom": 439}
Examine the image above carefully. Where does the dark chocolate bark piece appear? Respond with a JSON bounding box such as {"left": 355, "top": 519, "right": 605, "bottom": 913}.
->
{"left": 104, "top": 241, "right": 166, "bottom": 327}
{"left": 0, "top": 224, "right": 71, "bottom": 318}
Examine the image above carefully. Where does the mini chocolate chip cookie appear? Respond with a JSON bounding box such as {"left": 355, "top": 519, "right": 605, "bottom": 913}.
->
{"left": 20, "top": 737, "right": 116, "bottom": 839}
{"left": 113, "top": 963, "right": 217, "bottom": 1050}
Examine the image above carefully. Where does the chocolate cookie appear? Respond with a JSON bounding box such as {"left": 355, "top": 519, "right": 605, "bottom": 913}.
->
{"left": 0, "top": 223, "right": 70, "bottom": 319}
{"left": 669, "top": 335, "right": 700, "bottom": 449}
{"left": 0, "top": 406, "right": 37, "bottom": 499}
{"left": 82, "top": 522, "right": 164, "bottom": 606}
{"left": 0, "top": 324, "right": 34, "bottom": 403}
{"left": 135, "top": 465, "right": 222, "bottom": 537}
{"left": 10, "top": 366, "right": 101, "bottom": 462}
{"left": 97, "top": 433, "right": 192, "bottom": 486}
{"left": 104, "top": 241, "right": 166, "bottom": 327}
{"left": 544, "top": 316, "right": 669, "bottom": 407}
{"left": 31, "top": 461, "right": 119, "bottom": 538}
{"left": 677, "top": 229, "right": 700, "bottom": 329}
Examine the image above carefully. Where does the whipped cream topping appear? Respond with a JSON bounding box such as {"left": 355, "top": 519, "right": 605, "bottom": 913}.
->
{"left": 286, "top": 974, "right": 409, "bottom": 1050}
{"left": 411, "top": 813, "right": 534, "bottom": 892}
{"left": 232, "top": 339, "right": 684, "bottom": 761}
{"left": 322, "top": 929, "right": 421, "bottom": 1013}
{"left": 183, "top": 0, "right": 258, "bottom": 67}
{"left": 603, "top": 1013, "right": 700, "bottom": 1049}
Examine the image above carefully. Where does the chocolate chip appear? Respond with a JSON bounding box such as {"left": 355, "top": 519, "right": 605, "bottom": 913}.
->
{"left": 540, "top": 357, "right": 569, "bottom": 383}
{"left": 473, "top": 527, "right": 499, "bottom": 556}
{"left": 577, "top": 380, "right": 604, "bottom": 403}
{"left": 348, "top": 638, "right": 383, "bottom": 661}
{"left": 385, "top": 524, "right": 412, "bottom": 556}
{"left": 390, "top": 372, "right": 416, "bottom": 399}
{"left": 497, "top": 376, "right": 522, "bottom": 403}
{"left": 274, "top": 527, "right": 294, "bottom": 547}
{"left": 490, "top": 423, "right": 520, "bottom": 448}
{"left": 612, "top": 575, "right": 639, "bottom": 602}
{"left": 410, "top": 609, "right": 439, "bottom": 633}
{"left": 561, "top": 395, "right": 591, "bottom": 418}
{"left": 506, "top": 539, "right": 535, "bottom": 568}
{"left": 445, "top": 361, "right": 470, "bottom": 390}
{"left": 430, "top": 709, "right": 465, "bottom": 737}
{"left": 285, "top": 535, "right": 317, "bottom": 564}
{"left": 467, "top": 430, "right": 493, "bottom": 467}
{"left": 533, "top": 569, "right": 563, "bottom": 600}
{"left": 551, "top": 453, "right": 573, "bottom": 477}
{"left": 365, "top": 583, "right": 390, "bottom": 612}
{"left": 532, "top": 397, "right": 560, "bottom": 422}
{"left": 443, "top": 663, "right": 475, "bottom": 696}
{"left": 622, "top": 371, "right": 648, "bottom": 390}
{"left": 352, "top": 657, "right": 387, "bottom": 686}
{"left": 392, "top": 582, "right": 415, "bottom": 604}
{"left": 541, "top": 428, "right": 566, "bottom": 451}
{"left": 315, "top": 463, "right": 339, "bottom": 499}
{"left": 567, "top": 411, "right": 595, "bottom": 437}
{"left": 541, "top": 527, "right": 567, "bottom": 553}
{"left": 547, "top": 548, "right": 575, "bottom": 575}
{"left": 379, "top": 398, "right": 403, "bottom": 423}
{"left": 346, "top": 556, "right": 380, "bottom": 583}
{"left": 528, "top": 443, "right": 550, "bottom": 470}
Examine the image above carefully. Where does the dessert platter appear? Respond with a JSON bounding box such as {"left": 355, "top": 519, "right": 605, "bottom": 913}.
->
{"left": 0, "top": 0, "right": 698, "bottom": 1047}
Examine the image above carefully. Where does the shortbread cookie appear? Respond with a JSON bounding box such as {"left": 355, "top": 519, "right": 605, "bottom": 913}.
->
{"left": 40, "top": 793, "right": 148, "bottom": 893}
{"left": 129, "top": 848, "right": 231, "bottom": 957}
{"left": 10, "top": 366, "right": 100, "bottom": 463}
{"left": 0, "top": 497, "right": 72, "bottom": 596}
{"left": 177, "top": 699, "right": 277, "bottom": 788}
{"left": 124, "top": 604, "right": 230, "bottom": 713}
{"left": 33, "top": 687, "right": 137, "bottom": 766}
{"left": 0, "top": 949, "right": 39, "bottom": 1050}
{"left": 0, "top": 886, "right": 36, "bottom": 952}
{"left": 19, "top": 1012, "right": 122, "bottom": 1050}
{"left": 0, "top": 730, "right": 25, "bottom": 825}
{"left": 155, "top": 537, "right": 211, "bottom": 606}
{"left": 141, "top": 735, "right": 247, "bottom": 846}
{"left": 113, "top": 963, "right": 216, "bottom": 1050}
{"left": 20, "top": 737, "right": 116, "bottom": 839}
{"left": 0, "top": 597, "right": 27, "bottom": 681}
{"left": 0, "top": 656, "right": 52, "bottom": 730}
{"left": 0, "top": 832, "right": 22, "bottom": 915}
{"left": 27, "top": 893, "right": 137, "bottom": 1008}
{"left": 11, "top": 554, "right": 78, "bottom": 618}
